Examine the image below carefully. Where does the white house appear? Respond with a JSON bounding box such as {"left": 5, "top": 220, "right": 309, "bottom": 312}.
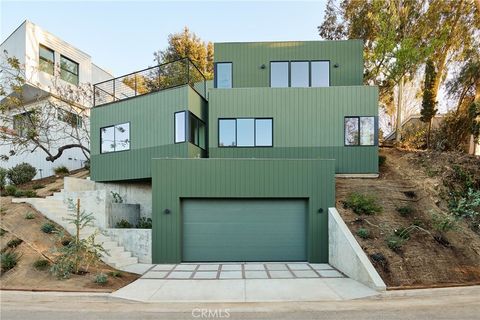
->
{"left": 0, "top": 20, "right": 113, "bottom": 179}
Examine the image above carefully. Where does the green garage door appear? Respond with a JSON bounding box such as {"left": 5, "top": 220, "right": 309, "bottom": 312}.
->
{"left": 182, "top": 199, "right": 307, "bottom": 262}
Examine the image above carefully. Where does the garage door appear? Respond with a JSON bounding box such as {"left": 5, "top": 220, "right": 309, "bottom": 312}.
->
{"left": 182, "top": 199, "right": 307, "bottom": 262}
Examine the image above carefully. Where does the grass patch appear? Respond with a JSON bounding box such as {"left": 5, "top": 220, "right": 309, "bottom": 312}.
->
{"left": 32, "top": 183, "right": 46, "bottom": 190}
{"left": 94, "top": 273, "right": 108, "bottom": 285}
{"left": 6, "top": 238, "right": 23, "bottom": 249}
{"left": 0, "top": 228, "right": 5, "bottom": 236}
{"left": 386, "top": 234, "right": 407, "bottom": 252}
{"left": 115, "top": 219, "right": 132, "bottom": 228}
{"left": 25, "top": 212, "right": 35, "bottom": 219}
{"left": 356, "top": 228, "right": 370, "bottom": 239}
{"left": 41, "top": 223, "right": 55, "bottom": 234}
{"left": 54, "top": 166, "right": 69, "bottom": 176}
{"left": 108, "top": 270, "right": 123, "bottom": 278}
{"left": 33, "top": 259, "right": 50, "bottom": 271}
{"left": 343, "top": 193, "right": 382, "bottom": 215}
{"left": 1, "top": 250, "right": 19, "bottom": 272}
{"left": 396, "top": 205, "right": 414, "bottom": 216}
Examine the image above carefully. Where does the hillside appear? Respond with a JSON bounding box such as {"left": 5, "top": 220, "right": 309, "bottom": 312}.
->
{"left": 336, "top": 148, "right": 480, "bottom": 288}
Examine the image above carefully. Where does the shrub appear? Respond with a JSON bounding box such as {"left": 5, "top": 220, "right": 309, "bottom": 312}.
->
{"left": 431, "top": 211, "right": 457, "bottom": 234}
{"left": 25, "top": 212, "right": 35, "bottom": 219}
{"left": 108, "top": 270, "right": 123, "bottom": 278}
{"left": 396, "top": 206, "right": 414, "bottom": 216}
{"left": 378, "top": 155, "right": 387, "bottom": 167}
{"left": 386, "top": 234, "right": 406, "bottom": 252}
{"left": 6, "top": 163, "right": 37, "bottom": 185}
{"left": 13, "top": 189, "right": 37, "bottom": 198}
{"left": 0, "top": 167, "right": 7, "bottom": 189}
{"left": 394, "top": 227, "right": 411, "bottom": 240}
{"left": 1, "top": 250, "right": 19, "bottom": 272}
{"left": 115, "top": 219, "right": 132, "bottom": 228}
{"left": 356, "top": 228, "right": 370, "bottom": 239}
{"left": 54, "top": 166, "right": 69, "bottom": 176}
{"left": 94, "top": 273, "right": 108, "bottom": 284}
{"left": 4, "top": 185, "right": 17, "bottom": 196}
{"left": 41, "top": 223, "right": 55, "bottom": 234}
{"left": 451, "top": 188, "right": 480, "bottom": 233}
{"left": 343, "top": 193, "right": 382, "bottom": 215}
{"left": 136, "top": 217, "right": 152, "bottom": 229}
{"left": 0, "top": 228, "right": 5, "bottom": 236}
{"left": 6, "top": 238, "right": 23, "bottom": 248}
{"left": 33, "top": 259, "right": 50, "bottom": 271}
{"left": 32, "top": 183, "right": 45, "bottom": 190}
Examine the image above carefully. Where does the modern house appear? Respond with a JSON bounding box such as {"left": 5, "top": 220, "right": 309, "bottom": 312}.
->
{"left": 90, "top": 40, "right": 379, "bottom": 264}
{"left": 0, "top": 21, "right": 113, "bottom": 178}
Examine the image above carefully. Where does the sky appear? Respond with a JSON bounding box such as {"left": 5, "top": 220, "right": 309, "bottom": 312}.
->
{"left": 1, "top": 0, "right": 327, "bottom": 76}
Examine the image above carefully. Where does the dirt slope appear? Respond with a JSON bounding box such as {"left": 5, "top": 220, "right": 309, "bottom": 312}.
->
{"left": 336, "top": 148, "right": 480, "bottom": 288}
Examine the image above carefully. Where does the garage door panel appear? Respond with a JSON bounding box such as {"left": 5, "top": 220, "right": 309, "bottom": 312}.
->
{"left": 182, "top": 199, "right": 307, "bottom": 262}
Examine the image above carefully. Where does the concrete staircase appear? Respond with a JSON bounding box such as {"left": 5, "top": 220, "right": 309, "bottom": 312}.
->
{"left": 12, "top": 194, "right": 138, "bottom": 269}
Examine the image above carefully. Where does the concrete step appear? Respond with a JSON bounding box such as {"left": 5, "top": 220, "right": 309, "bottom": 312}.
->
{"left": 111, "top": 256, "right": 138, "bottom": 268}
{"left": 104, "top": 251, "right": 132, "bottom": 262}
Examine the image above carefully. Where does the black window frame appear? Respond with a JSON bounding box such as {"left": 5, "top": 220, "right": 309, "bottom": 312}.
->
{"left": 60, "top": 55, "right": 79, "bottom": 86}
{"left": 310, "top": 60, "right": 331, "bottom": 87}
{"left": 100, "top": 122, "right": 131, "bottom": 154}
{"left": 173, "top": 110, "right": 206, "bottom": 150}
{"left": 270, "top": 60, "right": 331, "bottom": 88}
{"left": 269, "top": 61, "right": 290, "bottom": 88}
{"left": 174, "top": 111, "right": 187, "bottom": 144}
{"left": 57, "top": 109, "right": 83, "bottom": 128}
{"left": 218, "top": 117, "right": 274, "bottom": 148}
{"left": 290, "top": 60, "right": 310, "bottom": 88}
{"left": 214, "top": 62, "right": 233, "bottom": 88}
{"left": 39, "top": 44, "right": 55, "bottom": 75}
{"left": 343, "top": 116, "right": 378, "bottom": 147}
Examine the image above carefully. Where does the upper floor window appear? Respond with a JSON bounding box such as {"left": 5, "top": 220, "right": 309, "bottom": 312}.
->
{"left": 174, "top": 111, "right": 206, "bottom": 149}
{"left": 39, "top": 45, "right": 54, "bottom": 75}
{"left": 60, "top": 55, "right": 79, "bottom": 85}
{"left": 57, "top": 109, "right": 82, "bottom": 128}
{"left": 101, "top": 122, "right": 130, "bottom": 153}
{"left": 13, "top": 111, "right": 36, "bottom": 137}
{"left": 270, "top": 62, "right": 289, "bottom": 88}
{"left": 311, "top": 61, "right": 330, "bottom": 87}
{"left": 215, "top": 62, "right": 232, "bottom": 88}
{"left": 290, "top": 61, "right": 309, "bottom": 87}
{"left": 219, "top": 118, "right": 273, "bottom": 147}
{"left": 344, "top": 116, "right": 376, "bottom": 146}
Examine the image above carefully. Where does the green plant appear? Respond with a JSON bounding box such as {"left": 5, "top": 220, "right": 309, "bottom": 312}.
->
{"left": 394, "top": 227, "right": 411, "bottom": 240}
{"left": 25, "top": 212, "right": 35, "bottom": 219}
{"left": 343, "top": 193, "right": 382, "bottom": 215}
{"left": 13, "top": 189, "right": 25, "bottom": 197}
{"left": 6, "top": 162, "right": 37, "bottom": 185}
{"left": 1, "top": 250, "right": 19, "bottom": 272}
{"left": 396, "top": 205, "right": 414, "bottom": 216}
{"left": 4, "top": 185, "right": 17, "bottom": 196}
{"left": 451, "top": 188, "right": 480, "bottom": 232}
{"left": 431, "top": 211, "right": 457, "bottom": 234}
{"left": 115, "top": 219, "right": 132, "bottom": 228}
{"left": 54, "top": 166, "right": 69, "bottom": 175}
{"left": 378, "top": 155, "right": 386, "bottom": 167}
{"left": 33, "top": 259, "right": 50, "bottom": 271}
{"left": 136, "top": 217, "right": 152, "bottom": 229}
{"left": 110, "top": 191, "right": 123, "bottom": 203}
{"left": 108, "top": 270, "right": 123, "bottom": 278}
{"left": 356, "top": 228, "right": 370, "bottom": 239}
{"left": 41, "top": 223, "right": 55, "bottom": 234}
{"left": 0, "top": 167, "right": 7, "bottom": 189}
{"left": 0, "top": 228, "right": 5, "bottom": 236}
{"left": 32, "top": 183, "right": 45, "bottom": 190}
{"left": 6, "top": 238, "right": 23, "bottom": 248}
{"left": 386, "top": 234, "right": 406, "bottom": 252}
{"left": 14, "top": 189, "right": 37, "bottom": 198}
{"left": 94, "top": 273, "right": 108, "bottom": 284}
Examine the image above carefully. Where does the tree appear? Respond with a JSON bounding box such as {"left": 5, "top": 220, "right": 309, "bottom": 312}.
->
{"left": 420, "top": 59, "right": 437, "bottom": 148}
{"left": 0, "top": 52, "right": 91, "bottom": 163}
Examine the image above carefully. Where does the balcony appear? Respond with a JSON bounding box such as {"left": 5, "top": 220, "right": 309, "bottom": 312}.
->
{"left": 93, "top": 58, "right": 206, "bottom": 107}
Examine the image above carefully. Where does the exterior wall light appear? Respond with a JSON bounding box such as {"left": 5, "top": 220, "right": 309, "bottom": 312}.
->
{"left": 334, "top": 63, "right": 340, "bottom": 68}
{"left": 164, "top": 209, "right": 171, "bottom": 214}
{"left": 260, "top": 64, "right": 266, "bottom": 69}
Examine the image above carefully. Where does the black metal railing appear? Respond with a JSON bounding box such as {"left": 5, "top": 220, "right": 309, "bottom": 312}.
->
{"left": 93, "top": 58, "right": 207, "bottom": 107}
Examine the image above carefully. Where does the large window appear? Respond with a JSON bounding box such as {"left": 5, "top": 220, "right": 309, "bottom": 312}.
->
{"left": 270, "top": 61, "right": 330, "bottom": 88}
{"left": 60, "top": 55, "right": 79, "bottom": 85}
{"left": 174, "top": 111, "right": 205, "bottom": 149}
{"left": 57, "top": 109, "right": 82, "bottom": 128}
{"left": 215, "top": 62, "right": 232, "bottom": 88}
{"left": 39, "top": 45, "right": 54, "bottom": 75}
{"left": 100, "top": 123, "right": 130, "bottom": 153}
{"left": 13, "top": 111, "right": 36, "bottom": 137}
{"left": 270, "top": 62, "right": 289, "bottom": 88}
{"left": 344, "top": 116, "right": 376, "bottom": 146}
{"left": 218, "top": 118, "right": 273, "bottom": 147}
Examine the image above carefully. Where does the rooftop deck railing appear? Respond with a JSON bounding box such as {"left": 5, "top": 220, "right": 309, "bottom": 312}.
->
{"left": 93, "top": 58, "right": 207, "bottom": 107}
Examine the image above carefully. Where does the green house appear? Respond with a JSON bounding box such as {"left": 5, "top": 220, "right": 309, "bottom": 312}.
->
{"left": 90, "top": 40, "right": 378, "bottom": 264}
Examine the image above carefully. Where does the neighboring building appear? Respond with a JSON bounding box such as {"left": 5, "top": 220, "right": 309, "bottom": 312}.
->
{"left": 0, "top": 21, "right": 113, "bottom": 178}
{"left": 90, "top": 40, "right": 379, "bottom": 264}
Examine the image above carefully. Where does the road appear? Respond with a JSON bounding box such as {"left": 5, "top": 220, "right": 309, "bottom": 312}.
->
{"left": 1, "top": 286, "right": 480, "bottom": 320}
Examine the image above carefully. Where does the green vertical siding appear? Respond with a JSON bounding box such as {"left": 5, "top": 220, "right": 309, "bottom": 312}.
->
{"left": 208, "top": 86, "right": 379, "bottom": 173}
{"left": 152, "top": 158, "right": 335, "bottom": 264}
{"left": 214, "top": 40, "right": 364, "bottom": 87}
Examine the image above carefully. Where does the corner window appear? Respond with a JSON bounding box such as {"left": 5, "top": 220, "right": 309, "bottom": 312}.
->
{"left": 101, "top": 122, "right": 130, "bottom": 153}
{"left": 290, "top": 61, "right": 309, "bottom": 88}
{"left": 60, "top": 55, "right": 79, "bottom": 85}
{"left": 39, "top": 45, "right": 54, "bottom": 75}
{"left": 344, "top": 116, "right": 376, "bottom": 146}
{"left": 311, "top": 61, "right": 330, "bottom": 87}
{"left": 174, "top": 111, "right": 186, "bottom": 143}
{"left": 174, "top": 111, "right": 205, "bottom": 149}
{"left": 270, "top": 62, "right": 289, "bottom": 88}
{"left": 57, "top": 109, "right": 82, "bottom": 128}
{"left": 218, "top": 118, "right": 273, "bottom": 147}
{"left": 215, "top": 62, "right": 232, "bottom": 88}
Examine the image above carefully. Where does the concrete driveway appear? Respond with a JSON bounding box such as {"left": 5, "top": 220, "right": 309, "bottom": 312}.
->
{"left": 112, "top": 263, "right": 380, "bottom": 302}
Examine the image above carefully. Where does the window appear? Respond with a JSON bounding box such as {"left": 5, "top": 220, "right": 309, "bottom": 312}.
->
{"left": 270, "top": 62, "right": 289, "bottom": 87}
{"left": 344, "top": 116, "right": 376, "bottom": 146}
{"left": 218, "top": 118, "right": 273, "bottom": 147}
{"left": 174, "top": 111, "right": 205, "bottom": 149}
{"left": 13, "top": 111, "right": 36, "bottom": 137}
{"left": 57, "top": 109, "right": 82, "bottom": 128}
{"left": 311, "top": 61, "right": 330, "bottom": 87}
{"left": 60, "top": 55, "right": 79, "bottom": 85}
{"left": 290, "top": 61, "right": 309, "bottom": 87}
{"left": 100, "top": 123, "right": 130, "bottom": 153}
{"left": 215, "top": 62, "right": 232, "bottom": 88}
{"left": 39, "top": 45, "right": 54, "bottom": 75}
